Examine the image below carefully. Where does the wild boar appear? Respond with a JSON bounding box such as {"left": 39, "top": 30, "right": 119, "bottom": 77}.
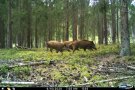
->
{"left": 70, "top": 40, "right": 97, "bottom": 52}
{"left": 46, "top": 41, "right": 65, "bottom": 53}
{"left": 63, "top": 41, "right": 74, "bottom": 51}
{"left": 63, "top": 40, "right": 80, "bottom": 51}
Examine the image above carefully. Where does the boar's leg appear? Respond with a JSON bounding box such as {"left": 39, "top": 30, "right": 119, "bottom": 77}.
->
{"left": 73, "top": 46, "right": 78, "bottom": 53}
{"left": 50, "top": 48, "right": 53, "bottom": 52}
{"left": 60, "top": 49, "right": 64, "bottom": 53}
{"left": 93, "top": 47, "right": 97, "bottom": 50}
{"left": 56, "top": 49, "right": 59, "bottom": 53}
{"left": 64, "top": 46, "right": 70, "bottom": 52}
{"left": 67, "top": 48, "right": 71, "bottom": 52}
{"left": 66, "top": 46, "right": 70, "bottom": 51}
{"left": 83, "top": 48, "right": 86, "bottom": 51}
{"left": 56, "top": 48, "right": 62, "bottom": 53}
{"left": 72, "top": 46, "right": 75, "bottom": 53}
{"left": 56, "top": 49, "right": 63, "bottom": 55}
{"left": 58, "top": 49, "right": 63, "bottom": 53}
{"left": 67, "top": 49, "right": 70, "bottom": 52}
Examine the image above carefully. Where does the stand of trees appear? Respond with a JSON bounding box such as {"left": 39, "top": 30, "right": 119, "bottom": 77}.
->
{"left": 0, "top": 0, "right": 134, "bottom": 56}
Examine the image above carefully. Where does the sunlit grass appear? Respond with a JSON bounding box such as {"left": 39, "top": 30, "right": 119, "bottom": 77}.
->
{"left": 0, "top": 44, "right": 120, "bottom": 60}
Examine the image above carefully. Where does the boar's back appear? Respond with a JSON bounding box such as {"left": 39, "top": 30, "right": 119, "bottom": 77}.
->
{"left": 47, "top": 41, "right": 65, "bottom": 50}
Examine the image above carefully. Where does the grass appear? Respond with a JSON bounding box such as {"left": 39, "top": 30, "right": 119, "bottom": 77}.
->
{"left": 0, "top": 44, "right": 119, "bottom": 60}
{"left": 0, "top": 44, "right": 135, "bottom": 87}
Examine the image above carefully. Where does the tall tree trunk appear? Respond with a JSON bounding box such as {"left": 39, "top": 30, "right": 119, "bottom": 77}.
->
{"left": 17, "top": 34, "right": 22, "bottom": 46}
{"left": 56, "top": 20, "right": 61, "bottom": 42}
{"left": 22, "top": 29, "right": 26, "bottom": 47}
{"left": 65, "top": 0, "right": 69, "bottom": 41}
{"left": 111, "top": 0, "right": 116, "bottom": 44}
{"left": 116, "top": 0, "right": 119, "bottom": 43}
{"left": 48, "top": 17, "right": 53, "bottom": 41}
{"left": 26, "top": 0, "right": 32, "bottom": 48}
{"left": 63, "top": 20, "right": 65, "bottom": 41}
{"left": 120, "top": 0, "right": 130, "bottom": 56}
{"left": 103, "top": 0, "right": 108, "bottom": 45}
{"left": 97, "top": 12, "right": 103, "bottom": 44}
{"left": 7, "top": 0, "right": 12, "bottom": 48}
{"left": 79, "top": 0, "right": 85, "bottom": 40}
{"left": 0, "top": 16, "right": 5, "bottom": 48}
{"left": 17, "top": 0, "right": 22, "bottom": 46}
{"left": 132, "top": 24, "right": 135, "bottom": 43}
{"left": 72, "top": 2, "right": 78, "bottom": 41}
{"left": 35, "top": 16, "right": 38, "bottom": 48}
{"left": 47, "top": 1, "right": 53, "bottom": 41}
{"left": 73, "top": 13, "right": 78, "bottom": 41}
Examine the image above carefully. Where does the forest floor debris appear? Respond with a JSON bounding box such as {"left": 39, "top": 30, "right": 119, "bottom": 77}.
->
{"left": 0, "top": 53, "right": 135, "bottom": 87}
{"left": 0, "top": 45, "right": 135, "bottom": 87}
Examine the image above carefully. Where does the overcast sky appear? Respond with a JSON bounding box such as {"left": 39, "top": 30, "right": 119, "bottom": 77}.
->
{"left": 89, "top": 0, "right": 135, "bottom": 6}
{"left": 131, "top": 0, "right": 135, "bottom": 5}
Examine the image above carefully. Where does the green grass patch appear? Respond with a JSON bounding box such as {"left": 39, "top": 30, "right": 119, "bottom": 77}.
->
{"left": 0, "top": 44, "right": 135, "bottom": 87}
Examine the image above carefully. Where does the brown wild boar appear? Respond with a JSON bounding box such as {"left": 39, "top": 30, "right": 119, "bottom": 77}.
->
{"left": 63, "top": 41, "right": 73, "bottom": 51}
{"left": 63, "top": 40, "right": 80, "bottom": 51}
{"left": 70, "top": 40, "right": 97, "bottom": 52}
{"left": 46, "top": 41, "right": 65, "bottom": 53}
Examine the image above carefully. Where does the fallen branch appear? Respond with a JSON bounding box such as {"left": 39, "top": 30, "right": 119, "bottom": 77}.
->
{"left": 1, "top": 81, "right": 37, "bottom": 85}
{"left": 126, "top": 66, "right": 135, "bottom": 70}
{"left": 9, "top": 61, "right": 47, "bottom": 68}
{"left": 97, "top": 67, "right": 125, "bottom": 73}
{"left": 97, "top": 69, "right": 121, "bottom": 73}
{"left": 97, "top": 69, "right": 135, "bottom": 75}
{"left": 95, "top": 75, "right": 135, "bottom": 83}
{"left": 65, "top": 75, "right": 135, "bottom": 87}
{"left": 15, "top": 45, "right": 31, "bottom": 50}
